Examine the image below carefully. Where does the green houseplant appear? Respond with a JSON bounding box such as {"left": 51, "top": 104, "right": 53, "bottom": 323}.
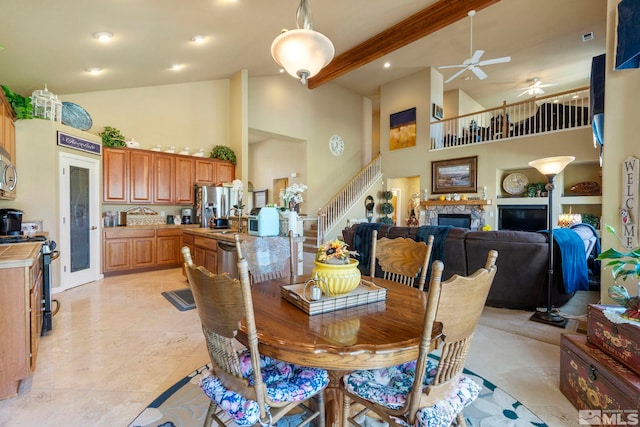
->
{"left": 210, "top": 145, "right": 237, "bottom": 165}
{"left": 1, "top": 85, "right": 33, "bottom": 119}
{"left": 98, "top": 126, "right": 126, "bottom": 147}
{"left": 379, "top": 190, "right": 394, "bottom": 225}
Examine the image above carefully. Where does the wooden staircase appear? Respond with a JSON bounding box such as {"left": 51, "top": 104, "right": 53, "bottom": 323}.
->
{"left": 302, "top": 220, "right": 319, "bottom": 254}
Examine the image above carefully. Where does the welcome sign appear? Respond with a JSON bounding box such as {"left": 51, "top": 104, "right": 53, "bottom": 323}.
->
{"left": 622, "top": 156, "right": 639, "bottom": 248}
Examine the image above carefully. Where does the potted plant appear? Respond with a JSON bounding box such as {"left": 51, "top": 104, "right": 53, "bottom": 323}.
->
{"left": 1, "top": 85, "right": 33, "bottom": 119}
{"left": 312, "top": 239, "right": 360, "bottom": 296}
{"left": 596, "top": 224, "right": 640, "bottom": 321}
{"left": 379, "top": 190, "right": 394, "bottom": 225}
{"left": 98, "top": 126, "right": 126, "bottom": 147}
{"left": 209, "top": 145, "right": 237, "bottom": 165}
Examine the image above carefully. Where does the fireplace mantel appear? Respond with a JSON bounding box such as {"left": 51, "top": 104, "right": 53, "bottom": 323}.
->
{"left": 420, "top": 199, "right": 492, "bottom": 210}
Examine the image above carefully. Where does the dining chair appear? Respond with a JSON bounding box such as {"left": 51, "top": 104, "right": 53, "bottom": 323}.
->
{"left": 234, "top": 232, "right": 296, "bottom": 284}
{"left": 343, "top": 250, "right": 499, "bottom": 427}
{"left": 369, "top": 229, "right": 435, "bottom": 291}
{"left": 182, "top": 247, "right": 328, "bottom": 427}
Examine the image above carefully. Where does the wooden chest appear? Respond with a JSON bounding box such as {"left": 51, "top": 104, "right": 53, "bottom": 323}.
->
{"left": 587, "top": 304, "right": 640, "bottom": 376}
{"left": 560, "top": 334, "right": 640, "bottom": 412}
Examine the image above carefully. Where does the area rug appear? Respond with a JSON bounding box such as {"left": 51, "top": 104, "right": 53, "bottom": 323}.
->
{"left": 161, "top": 288, "right": 195, "bottom": 311}
{"left": 128, "top": 360, "right": 548, "bottom": 427}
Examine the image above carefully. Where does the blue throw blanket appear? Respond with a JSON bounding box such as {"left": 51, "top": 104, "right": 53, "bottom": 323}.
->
{"left": 542, "top": 228, "right": 590, "bottom": 294}
{"left": 352, "top": 223, "right": 383, "bottom": 270}
{"left": 416, "top": 225, "right": 452, "bottom": 282}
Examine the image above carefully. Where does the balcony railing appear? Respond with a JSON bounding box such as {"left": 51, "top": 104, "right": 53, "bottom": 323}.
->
{"left": 430, "top": 86, "right": 591, "bottom": 150}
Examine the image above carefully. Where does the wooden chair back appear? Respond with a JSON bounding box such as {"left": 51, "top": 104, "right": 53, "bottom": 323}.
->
{"left": 234, "top": 232, "right": 295, "bottom": 284}
{"left": 369, "top": 229, "right": 435, "bottom": 291}
{"left": 182, "top": 246, "right": 315, "bottom": 426}
{"left": 406, "top": 250, "right": 498, "bottom": 423}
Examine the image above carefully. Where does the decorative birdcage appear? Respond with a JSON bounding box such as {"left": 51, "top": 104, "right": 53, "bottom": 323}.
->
{"left": 31, "top": 84, "right": 62, "bottom": 122}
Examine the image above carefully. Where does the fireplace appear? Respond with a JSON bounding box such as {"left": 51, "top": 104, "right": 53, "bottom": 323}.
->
{"left": 438, "top": 213, "right": 471, "bottom": 229}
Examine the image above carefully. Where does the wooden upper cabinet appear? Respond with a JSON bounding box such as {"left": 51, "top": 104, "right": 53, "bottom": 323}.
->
{"left": 153, "top": 153, "right": 175, "bottom": 204}
{"left": 216, "top": 160, "right": 235, "bottom": 184}
{"left": 195, "top": 159, "right": 216, "bottom": 185}
{"left": 175, "top": 156, "right": 195, "bottom": 204}
{"left": 103, "top": 148, "right": 129, "bottom": 202}
{"left": 129, "top": 150, "right": 153, "bottom": 203}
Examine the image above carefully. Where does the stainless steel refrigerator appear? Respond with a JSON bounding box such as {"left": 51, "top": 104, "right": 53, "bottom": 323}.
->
{"left": 194, "top": 185, "right": 238, "bottom": 228}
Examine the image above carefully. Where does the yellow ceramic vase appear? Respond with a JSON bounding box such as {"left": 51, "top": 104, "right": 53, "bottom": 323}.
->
{"left": 312, "top": 259, "right": 361, "bottom": 296}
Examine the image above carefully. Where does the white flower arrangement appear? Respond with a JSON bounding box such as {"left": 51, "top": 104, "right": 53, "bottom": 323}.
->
{"left": 232, "top": 179, "right": 245, "bottom": 210}
{"left": 282, "top": 183, "right": 307, "bottom": 206}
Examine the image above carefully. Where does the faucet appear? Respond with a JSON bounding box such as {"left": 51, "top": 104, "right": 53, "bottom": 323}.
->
{"left": 229, "top": 207, "right": 243, "bottom": 233}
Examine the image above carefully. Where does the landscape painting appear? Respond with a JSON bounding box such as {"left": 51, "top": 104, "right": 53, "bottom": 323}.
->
{"left": 432, "top": 156, "right": 478, "bottom": 194}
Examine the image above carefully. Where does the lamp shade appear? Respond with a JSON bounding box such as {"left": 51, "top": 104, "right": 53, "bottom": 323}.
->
{"left": 271, "top": 28, "right": 334, "bottom": 84}
{"left": 528, "top": 156, "right": 575, "bottom": 176}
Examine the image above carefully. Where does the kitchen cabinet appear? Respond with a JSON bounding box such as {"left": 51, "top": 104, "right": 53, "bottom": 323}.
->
{"left": 153, "top": 153, "right": 175, "bottom": 204}
{"left": 103, "top": 147, "right": 233, "bottom": 204}
{"left": 156, "top": 228, "right": 183, "bottom": 266}
{"left": 103, "top": 148, "right": 129, "bottom": 202}
{"left": 0, "top": 243, "right": 42, "bottom": 400}
{"left": 195, "top": 158, "right": 235, "bottom": 186}
{"left": 103, "top": 228, "right": 155, "bottom": 273}
{"left": 175, "top": 156, "right": 194, "bottom": 204}
{"left": 129, "top": 150, "right": 153, "bottom": 203}
{"left": 193, "top": 235, "right": 217, "bottom": 273}
{"left": 0, "top": 91, "right": 17, "bottom": 200}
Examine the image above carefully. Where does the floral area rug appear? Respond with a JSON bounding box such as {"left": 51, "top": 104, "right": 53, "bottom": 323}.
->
{"left": 129, "top": 360, "right": 548, "bottom": 427}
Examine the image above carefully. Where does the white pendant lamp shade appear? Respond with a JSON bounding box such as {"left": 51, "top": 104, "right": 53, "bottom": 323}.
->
{"left": 528, "top": 156, "right": 575, "bottom": 177}
{"left": 271, "top": 29, "right": 334, "bottom": 85}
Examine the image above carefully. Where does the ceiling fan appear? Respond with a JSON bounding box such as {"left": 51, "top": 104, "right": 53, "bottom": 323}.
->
{"left": 516, "top": 78, "right": 556, "bottom": 97}
{"left": 438, "top": 10, "right": 511, "bottom": 84}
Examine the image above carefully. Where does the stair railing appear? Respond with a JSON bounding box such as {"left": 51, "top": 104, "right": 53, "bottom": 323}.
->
{"left": 316, "top": 154, "right": 382, "bottom": 246}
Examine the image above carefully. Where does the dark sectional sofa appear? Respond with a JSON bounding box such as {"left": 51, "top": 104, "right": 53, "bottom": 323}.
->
{"left": 342, "top": 224, "right": 583, "bottom": 311}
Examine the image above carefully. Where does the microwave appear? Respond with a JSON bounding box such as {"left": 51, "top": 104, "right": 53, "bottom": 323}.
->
{"left": 248, "top": 207, "right": 280, "bottom": 237}
{"left": 0, "top": 147, "right": 17, "bottom": 193}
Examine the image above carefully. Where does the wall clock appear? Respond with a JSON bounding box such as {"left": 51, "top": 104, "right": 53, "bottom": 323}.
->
{"left": 329, "top": 135, "right": 344, "bottom": 156}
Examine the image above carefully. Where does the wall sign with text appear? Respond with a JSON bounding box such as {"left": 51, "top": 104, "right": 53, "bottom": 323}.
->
{"left": 57, "top": 131, "right": 102, "bottom": 156}
{"left": 621, "top": 156, "right": 639, "bottom": 248}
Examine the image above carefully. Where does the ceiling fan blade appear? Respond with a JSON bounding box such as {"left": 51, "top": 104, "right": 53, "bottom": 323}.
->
{"left": 478, "top": 56, "right": 511, "bottom": 66}
{"left": 471, "top": 66, "right": 487, "bottom": 80}
{"left": 517, "top": 89, "right": 530, "bottom": 97}
{"left": 438, "top": 64, "right": 466, "bottom": 69}
{"left": 445, "top": 67, "right": 469, "bottom": 84}
{"left": 470, "top": 50, "right": 484, "bottom": 63}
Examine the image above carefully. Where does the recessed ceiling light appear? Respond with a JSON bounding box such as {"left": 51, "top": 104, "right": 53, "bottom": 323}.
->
{"left": 169, "top": 64, "right": 183, "bottom": 71}
{"left": 86, "top": 67, "right": 102, "bottom": 75}
{"left": 93, "top": 32, "right": 113, "bottom": 42}
{"left": 191, "top": 35, "right": 205, "bottom": 43}
{"left": 383, "top": 62, "right": 391, "bottom": 68}
{"left": 279, "top": 68, "right": 285, "bottom": 73}
{"left": 463, "top": 76, "right": 473, "bottom": 81}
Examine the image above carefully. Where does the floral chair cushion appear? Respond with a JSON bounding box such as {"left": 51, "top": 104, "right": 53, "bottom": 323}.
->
{"left": 343, "top": 359, "right": 481, "bottom": 427}
{"left": 199, "top": 351, "right": 329, "bottom": 426}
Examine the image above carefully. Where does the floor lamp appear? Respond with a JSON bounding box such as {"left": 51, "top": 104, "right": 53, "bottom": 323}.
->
{"left": 528, "top": 156, "right": 575, "bottom": 328}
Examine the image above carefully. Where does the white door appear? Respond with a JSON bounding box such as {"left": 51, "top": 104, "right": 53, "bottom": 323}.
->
{"left": 59, "top": 152, "right": 101, "bottom": 289}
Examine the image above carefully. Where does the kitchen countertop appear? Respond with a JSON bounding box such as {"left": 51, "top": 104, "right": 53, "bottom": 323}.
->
{"left": 183, "top": 227, "right": 304, "bottom": 244}
{"left": 0, "top": 243, "right": 41, "bottom": 269}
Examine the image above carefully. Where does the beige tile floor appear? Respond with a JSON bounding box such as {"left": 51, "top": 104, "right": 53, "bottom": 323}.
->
{"left": 0, "top": 266, "right": 582, "bottom": 427}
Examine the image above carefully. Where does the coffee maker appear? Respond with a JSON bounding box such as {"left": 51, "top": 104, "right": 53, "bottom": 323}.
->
{"left": 0, "top": 209, "right": 23, "bottom": 235}
{"left": 181, "top": 208, "right": 192, "bottom": 225}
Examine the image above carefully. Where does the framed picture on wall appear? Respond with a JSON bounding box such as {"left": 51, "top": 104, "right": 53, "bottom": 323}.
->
{"left": 431, "top": 156, "right": 478, "bottom": 194}
{"left": 432, "top": 103, "right": 443, "bottom": 120}
{"left": 389, "top": 107, "right": 416, "bottom": 150}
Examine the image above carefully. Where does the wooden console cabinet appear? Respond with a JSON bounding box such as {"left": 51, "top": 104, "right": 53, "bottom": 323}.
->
{"left": 0, "top": 244, "right": 43, "bottom": 400}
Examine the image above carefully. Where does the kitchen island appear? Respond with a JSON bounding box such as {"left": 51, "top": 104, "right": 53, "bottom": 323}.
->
{"left": 0, "top": 242, "right": 42, "bottom": 400}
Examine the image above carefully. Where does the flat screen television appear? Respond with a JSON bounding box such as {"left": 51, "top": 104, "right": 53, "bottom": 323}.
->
{"left": 498, "top": 205, "right": 547, "bottom": 232}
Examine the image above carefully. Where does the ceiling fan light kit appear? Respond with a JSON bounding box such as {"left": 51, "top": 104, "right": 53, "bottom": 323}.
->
{"left": 271, "top": 0, "right": 334, "bottom": 86}
{"left": 439, "top": 10, "right": 511, "bottom": 84}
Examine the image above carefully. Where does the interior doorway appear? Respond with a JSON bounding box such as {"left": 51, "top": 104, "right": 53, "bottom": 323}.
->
{"left": 387, "top": 176, "right": 422, "bottom": 226}
{"left": 273, "top": 178, "right": 288, "bottom": 206}
{"left": 59, "top": 152, "right": 101, "bottom": 289}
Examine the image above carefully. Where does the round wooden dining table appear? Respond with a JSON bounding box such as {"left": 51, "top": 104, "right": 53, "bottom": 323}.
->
{"left": 236, "top": 275, "right": 441, "bottom": 427}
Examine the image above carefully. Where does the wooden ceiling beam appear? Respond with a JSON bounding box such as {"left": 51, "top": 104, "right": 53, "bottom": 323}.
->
{"left": 307, "top": 0, "right": 501, "bottom": 89}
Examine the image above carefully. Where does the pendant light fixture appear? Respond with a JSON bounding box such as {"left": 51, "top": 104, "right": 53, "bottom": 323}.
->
{"left": 270, "top": 0, "right": 334, "bottom": 86}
